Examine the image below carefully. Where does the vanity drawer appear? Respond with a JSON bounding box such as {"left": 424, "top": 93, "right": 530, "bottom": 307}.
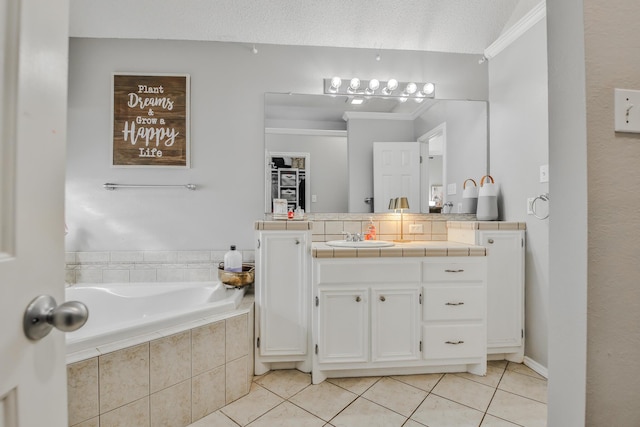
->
{"left": 422, "top": 259, "right": 486, "bottom": 282}
{"left": 422, "top": 286, "right": 484, "bottom": 321}
{"left": 422, "top": 324, "right": 484, "bottom": 360}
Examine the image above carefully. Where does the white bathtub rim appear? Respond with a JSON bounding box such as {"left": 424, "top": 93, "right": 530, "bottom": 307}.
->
{"left": 66, "top": 292, "right": 254, "bottom": 365}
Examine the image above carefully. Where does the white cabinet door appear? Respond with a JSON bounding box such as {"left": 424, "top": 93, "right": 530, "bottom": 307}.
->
{"left": 371, "top": 288, "right": 421, "bottom": 362}
{"left": 317, "top": 288, "right": 368, "bottom": 363}
{"left": 478, "top": 231, "right": 524, "bottom": 349}
{"left": 257, "top": 231, "right": 308, "bottom": 356}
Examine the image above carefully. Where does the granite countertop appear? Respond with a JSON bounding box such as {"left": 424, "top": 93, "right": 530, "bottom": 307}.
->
{"left": 312, "top": 240, "right": 486, "bottom": 258}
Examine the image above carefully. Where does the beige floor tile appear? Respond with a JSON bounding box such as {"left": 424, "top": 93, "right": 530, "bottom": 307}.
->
{"left": 411, "top": 394, "right": 484, "bottom": 427}
{"left": 488, "top": 360, "right": 509, "bottom": 370}
{"left": 487, "top": 390, "right": 547, "bottom": 427}
{"left": 455, "top": 364, "right": 505, "bottom": 388}
{"left": 506, "top": 362, "right": 546, "bottom": 380}
{"left": 331, "top": 397, "right": 406, "bottom": 427}
{"left": 188, "top": 410, "right": 238, "bottom": 427}
{"left": 498, "top": 370, "right": 548, "bottom": 403}
{"left": 362, "top": 377, "right": 428, "bottom": 417}
{"left": 402, "top": 419, "right": 426, "bottom": 427}
{"left": 247, "top": 402, "right": 325, "bottom": 427}
{"left": 254, "top": 369, "right": 311, "bottom": 398}
{"left": 480, "top": 414, "right": 521, "bottom": 426}
{"left": 431, "top": 374, "right": 496, "bottom": 412}
{"left": 391, "top": 373, "right": 444, "bottom": 392}
{"left": 220, "top": 383, "right": 284, "bottom": 426}
{"left": 327, "top": 376, "right": 381, "bottom": 395}
{"left": 289, "top": 380, "right": 358, "bottom": 421}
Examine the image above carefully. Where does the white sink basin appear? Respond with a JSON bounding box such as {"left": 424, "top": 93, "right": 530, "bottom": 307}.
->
{"left": 325, "top": 240, "right": 395, "bottom": 248}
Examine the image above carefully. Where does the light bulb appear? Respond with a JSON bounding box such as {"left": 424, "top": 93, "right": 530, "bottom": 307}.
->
{"left": 405, "top": 82, "right": 417, "bottom": 95}
{"left": 421, "top": 82, "right": 435, "bottom": 95}
{"left": 365, "top": 79, "right": 380, "bottom": 95}
{"left": 329, "top": 76, "right": 342, "bottom": 93}
{"left": 382, "top": 79, "right": 398, "bottom": 95}
{"left": 348, "top": 78, "right": 361, "bottom": 93}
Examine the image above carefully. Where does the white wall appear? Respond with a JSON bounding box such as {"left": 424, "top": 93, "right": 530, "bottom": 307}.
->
{"left": 66, "top": 38, "right": 488, "bottom": 251}
{"left": 488, "top": 20, "right": 549, "bottom": 369}
{"left": 414, "top": 101, "right": 488, "bottom": 211}
{"left": 265, "top": 133, "right": 348, "bottom": 213}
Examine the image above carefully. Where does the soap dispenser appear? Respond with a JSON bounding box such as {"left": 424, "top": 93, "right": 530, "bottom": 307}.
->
{"left": 224, "top": 245, "right": 242, "bottom": 272}
{"left": 366, "top": 217, "right": 377, "bottom": 240}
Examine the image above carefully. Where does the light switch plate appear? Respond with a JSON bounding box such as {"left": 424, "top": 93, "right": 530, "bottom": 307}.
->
{"left": 447, "top": 183, "right": 457, "bottom": 195}
{"left": 614, "top": 88, "right": 640, "bottom": 133}
{"left": 540, "top": 164, "right": 549, "bottom": 183}
{"left": 409, "top": 224, "right": 423, "bottom": 234}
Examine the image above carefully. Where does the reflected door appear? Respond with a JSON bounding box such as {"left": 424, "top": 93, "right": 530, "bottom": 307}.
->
{"left": 373, "top": 142, "right": 421, "bottom": 213}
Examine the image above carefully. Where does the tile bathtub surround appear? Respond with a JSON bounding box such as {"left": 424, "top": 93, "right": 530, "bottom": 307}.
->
{"left": 67, "top": 310, "right": 254, "bottom": 427}
{"left": 65, "top": 249, "right": 256, "bottom": 284}
{"left": 190, "top": 362, "right": 547, "bottom": 427}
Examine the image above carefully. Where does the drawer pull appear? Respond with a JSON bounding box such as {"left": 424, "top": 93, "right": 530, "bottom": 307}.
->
{"left": 355, "top": 296, "right": 361, "bottom": 302}
{"left": 445, "top": 302, "right": 465, "bottom": 306}
{"left": 444, "top": 269, "right": 464, "bottom": 273}
{"left": 445, "top": 340, "right": 465, "bottom": 345}
{"left": 379, "top": 296, "right": 386, "bottom": 302}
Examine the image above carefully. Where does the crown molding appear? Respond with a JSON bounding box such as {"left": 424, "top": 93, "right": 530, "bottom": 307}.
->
{"left": 484, "top": 1, "right": 546, "bottom": 59}
{"left": 265, "top": 128, "right": 346, "bottom": 137}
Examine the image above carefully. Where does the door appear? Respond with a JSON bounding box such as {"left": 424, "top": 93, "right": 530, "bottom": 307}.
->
{"left": 479, "top": 231, "right": 525, "bottom": 350}
{"left": 0, "top": 0, "right": 69, "bottom": 425}
{"left": 371, "top": 287, "right": 421, "bottom": 362}
{"left": 317, "top": 288, "right": 368, "bottom": 363}
{"left": 373, "top": 142, "right": 420, "bottom": 213}
{"left": 257, "top": 231, "right": 308, "bottom": 356}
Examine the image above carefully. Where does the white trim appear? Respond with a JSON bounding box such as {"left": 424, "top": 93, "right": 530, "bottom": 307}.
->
{"left": 524, "top": 356, "right": 548, "bottom": 379}
{"left": 484, "top": 1, "right": 546, "bottom": 59}
{"left": 264, "top": 128, "right": 346, "bottom": 137}
{"left": 342, "top": 111, "right": 414, "bottom": 121}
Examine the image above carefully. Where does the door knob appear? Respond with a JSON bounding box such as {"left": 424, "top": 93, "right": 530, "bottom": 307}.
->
{"left": 23, "top": 295, "right": 89, "bottom": 341}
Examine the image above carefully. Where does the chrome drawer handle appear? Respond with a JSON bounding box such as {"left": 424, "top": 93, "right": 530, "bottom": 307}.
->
{"left": 445, "top": 302, "right": 465, "bottom": 306}
{"left": 444, "top": 269, "right": 464, "bottom": 273}
{"left": 445, "top": 340, "right": 465, "bottom": 345}
{"left": 355, "top": 296, "right": 361, "bottom": 302}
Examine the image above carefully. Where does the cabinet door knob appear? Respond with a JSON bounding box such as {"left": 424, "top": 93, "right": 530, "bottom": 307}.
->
{"left": 488, "top": 239, "right": 494, "bottom": 244}
{"left": 295, "top": 239, "right": 300, "bottom": 245}
{"left": 355, "top": 296, "right": 361, "bottom": 302}
{"left": 379, "top": 296, "right": 386, "bottom": 302}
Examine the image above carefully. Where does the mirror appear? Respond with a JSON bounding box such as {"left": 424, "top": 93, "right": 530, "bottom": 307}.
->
{"left": 265, "top": 93, "right": 487, "bottom": 214}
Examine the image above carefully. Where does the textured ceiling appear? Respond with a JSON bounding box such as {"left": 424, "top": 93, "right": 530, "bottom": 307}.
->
{"left": 70, "top": 0, "right": 523, "bottom": 54}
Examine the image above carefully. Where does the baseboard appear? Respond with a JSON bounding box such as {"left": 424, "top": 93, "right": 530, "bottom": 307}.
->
{"left": 524, "top": 356, "right": 548, "bottom": 379}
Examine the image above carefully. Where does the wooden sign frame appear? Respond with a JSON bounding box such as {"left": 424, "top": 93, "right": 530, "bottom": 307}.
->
{"left": 111, "top": 73, "right": 190, "bottom": 168}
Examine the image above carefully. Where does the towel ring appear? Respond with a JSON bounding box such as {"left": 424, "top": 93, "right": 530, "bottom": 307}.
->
{"left": 532, "top": 193, "right": 550, "bottom": 220}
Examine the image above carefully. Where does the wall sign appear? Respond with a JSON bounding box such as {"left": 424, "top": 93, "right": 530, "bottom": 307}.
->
{"left": 112, "top": 73, "right": 190, "bottom": 167}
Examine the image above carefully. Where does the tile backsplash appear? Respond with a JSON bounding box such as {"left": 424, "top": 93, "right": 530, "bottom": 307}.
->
{"left": 65, "top": 250, "right": 255, "bottom": 285}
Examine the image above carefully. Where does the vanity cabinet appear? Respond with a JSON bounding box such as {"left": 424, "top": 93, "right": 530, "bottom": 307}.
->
{"left": 478, "top": 230, "right": 525, "bottom": 362}
{"left": 421, "top": 258, "right": 487, "bottom": 366}
{"left": 255, "top": 228, "right": 311, "bottom": 374}
{"left": 316, "top": 286, "right": 421, "bottom": 364}
{"left": 312, "top": 256, "right": 486, "bottom": 384}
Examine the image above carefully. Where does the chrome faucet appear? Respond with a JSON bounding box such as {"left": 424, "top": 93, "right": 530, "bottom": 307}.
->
{"left": 342, "top": 232, "right": 364, "bottom": 242}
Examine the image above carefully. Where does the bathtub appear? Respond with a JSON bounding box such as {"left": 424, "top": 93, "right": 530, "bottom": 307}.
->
{"left": 65, "top": 281, "right": 246, "bottom": 354}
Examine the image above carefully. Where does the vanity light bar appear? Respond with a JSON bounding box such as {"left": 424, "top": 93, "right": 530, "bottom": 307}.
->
{"left": 323, "top": 78, "right": 435, "bottom": 102}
